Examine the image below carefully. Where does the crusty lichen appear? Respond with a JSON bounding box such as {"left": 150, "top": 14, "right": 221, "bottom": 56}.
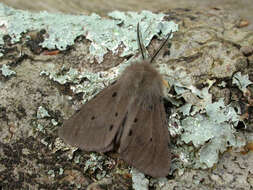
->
{"left": 0, "top": 3, "right": 253, "bottom": 190}
{"left": 232, "top": 72, "right": 252, "bottom": 92}
{"left": 0, "top": 3, "right": 177, "bottom": 62}
{"left": 0, "top": 64, "right": 16, "bottom": 77}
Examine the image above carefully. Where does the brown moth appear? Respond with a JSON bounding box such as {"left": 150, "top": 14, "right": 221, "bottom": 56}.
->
{"left": 59, "top": 23, "right": 172, "bottom": 178}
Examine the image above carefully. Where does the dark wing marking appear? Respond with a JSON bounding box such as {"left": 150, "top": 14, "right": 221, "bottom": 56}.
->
{"left": 118, "top": 96, "right": 171, "bottom": 177}
{"left": 58, "top": 81, "right": 131, "bottom": 152}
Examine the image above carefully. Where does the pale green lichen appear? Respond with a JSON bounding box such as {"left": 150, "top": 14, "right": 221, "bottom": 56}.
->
{"left": 180, "top": 98, "right": 246, "bottom": 168}
{"left": 0, "top": 3, "right": 178, "bottom": 62}
{"left": 40, "top": 66, "right": 80, "bottom": 85}
{"left": 0, "top": 3, "right": 85, "bottom": 50}
{"left": 107, "top": 11, "right": 178, "bottom": 57}
{"left": 53, "top": 137, "right": 73, "bottom": 153}
{"left": 131, "top": 168, "right": 149, "bottom": 190}
{"left": 232, "top": 72, "right": 252, "bottom": 92}
{"left": 59, "top": 168, "right": 64, "bottom": 175}
{"left": 40, "top": 64, "right": 113, "bottom": 102}
{"left": 0, "top": 64, "right": 16, "bottom": 77}
{"left": 47, "top": 169, "right": 55, "bottom": 178}
{"left": 83, "top": 153, "right": 105, "bottom": 174}
{"left": 171, "top": 82, "right": 246, "bottom": 168}
{"left": 96, "top": 171, "right": 107, "bottom": 180}
{"left": 37, "top": 106, "right": 50, "bottom": 119}
{"left": 74, "top": 155, "right": 81, "bottom": 164}
{"left": 85, "top": 11, "right": 178, "bottom": 63}
{"left": 36, "top": 123, "right": 45, "bottom": 133}
{"left": 67, "top": 147, "right": 78, "bottom": 160}
{"left": 70, "top": 71, "right": 108, "bottom": 93}
{"left": 41, "top": 138, "right": 49, "bottom": 146}
{"left": 170, "top": 144, "right": 195, "bottom": 171}
{"left": 83, "top": 153, "right": 108, "bottom": 179}
{"left": 168, "top": 74, "right": 246, "bottom": 169}
{"left": 179, "top": 103, "right": 192, "bottom": 116}
{"left": 218, "top": 81, "right": 227, "bottom": 88}
{"left": 159, "top": 65, "right": 193, "bottom": 91}
{"left": 198, "top": 133, "right": 245, "bottom": 168}
{"left": 205, "top": 99, "right": 239, "bottom": 124}
{"left": 51, "top": 119, "right": 58, "bottom": 126}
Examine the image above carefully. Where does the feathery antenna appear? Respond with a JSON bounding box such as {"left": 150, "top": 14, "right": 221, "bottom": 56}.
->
{"left": 150, "top": 30, "right": 172, "bottom": 63}
{"left": 137, "top": 23, "right": 173, "bottom": 63}
{"left": 137, "top": 23, "right": 146, "bottom": 60}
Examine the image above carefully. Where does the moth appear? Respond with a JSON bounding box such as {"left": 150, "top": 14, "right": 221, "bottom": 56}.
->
{"left": 59, "top": 23, "right": 172, "bottom": 178}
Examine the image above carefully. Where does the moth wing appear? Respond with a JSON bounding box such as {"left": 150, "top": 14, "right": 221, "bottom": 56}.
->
{"left": 58, "top": 81, "right": 129, "bottom": 152}
{"left": 118, "top": 97, "right": 171, "bottom": 177}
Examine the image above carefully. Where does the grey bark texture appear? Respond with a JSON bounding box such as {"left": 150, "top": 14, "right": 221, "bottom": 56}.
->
{"left": 0, "top": 6, "right": 253, "bottom": 190}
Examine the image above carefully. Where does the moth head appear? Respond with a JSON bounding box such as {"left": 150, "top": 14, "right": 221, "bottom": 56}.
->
{"left": 136, "top": 23, "right": 172, "bottom": 89}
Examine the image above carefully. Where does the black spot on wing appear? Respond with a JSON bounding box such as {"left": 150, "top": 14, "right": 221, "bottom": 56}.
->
{"left": 109, "top": 125, "right": 113, "bottom": 131}
{"left": 112, "top": 92, "right": 117, "bottom": 97}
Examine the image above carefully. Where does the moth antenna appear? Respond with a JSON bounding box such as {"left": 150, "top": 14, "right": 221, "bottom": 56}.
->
{"left": 150, "top": 30, "right": 173, "bottom": 63}
{"left": 137, "top": 23, "right": 146, "bottom": 60}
